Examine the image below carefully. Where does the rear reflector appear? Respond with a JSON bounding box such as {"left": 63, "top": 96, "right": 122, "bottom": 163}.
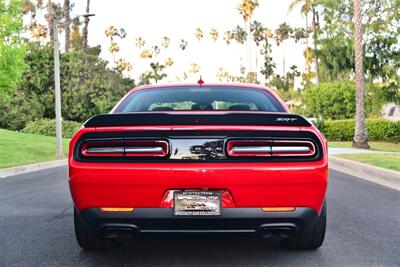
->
{"left": 261, "top": 207, "right": 296, "bottom": 212}
{"left": 100, "top": 207, "right": 135, "bottom": 212}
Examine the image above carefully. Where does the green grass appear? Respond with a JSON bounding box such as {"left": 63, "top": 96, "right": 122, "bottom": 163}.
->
{"left": 335, "top": 153, "right": 400, "bottom": 172}
{"left": 0, "top": 129, "right": 69, "bottom": 169}
{"left": 329, "top": 141, "right": 400, "bottom": 152}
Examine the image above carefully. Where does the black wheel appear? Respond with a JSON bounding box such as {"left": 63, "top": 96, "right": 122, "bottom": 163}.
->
{"left": 74, "top": 209, "right": 121, "bottom": 250}
{"left": 283, "top": 202, "right": 326, "bottom": 250}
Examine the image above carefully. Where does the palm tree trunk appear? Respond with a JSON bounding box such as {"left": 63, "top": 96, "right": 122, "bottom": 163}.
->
{"left": 82, "top": 0, "right": 90, "bottom": 51}
{"left": 312, "top": 8, "right": 320, "bottom": 84}
{"left": 305, "top": 13, "right": 312, "bottom": 75}
{"left": 64, "top": 0, "right": 71, "bottom": 52}
{"left": 352, "top": 0, "right": 369, "bottom": 149}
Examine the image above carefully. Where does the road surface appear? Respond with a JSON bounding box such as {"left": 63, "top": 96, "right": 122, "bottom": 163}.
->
{"left": 0, "top": 166, "right": 399, "bottom": 266}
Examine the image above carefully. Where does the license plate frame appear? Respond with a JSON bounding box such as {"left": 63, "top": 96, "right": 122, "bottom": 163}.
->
{"left": 173, "top": 191, "right": 221, "bottom": 216}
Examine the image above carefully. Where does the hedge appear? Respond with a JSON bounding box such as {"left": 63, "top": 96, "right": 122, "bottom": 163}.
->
{"left": 23, "top": 119, "right": 82, "bottom": 138}
{"left": 318, "top": 119, "right": 400, "bottom": 143}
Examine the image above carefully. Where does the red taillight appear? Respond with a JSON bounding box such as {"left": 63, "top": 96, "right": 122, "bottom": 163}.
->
{"left": 227, "top": 139, "right": 316, "bottom": 157}
{"left": 81, "top": 140, "right": 169, "bottom": 158}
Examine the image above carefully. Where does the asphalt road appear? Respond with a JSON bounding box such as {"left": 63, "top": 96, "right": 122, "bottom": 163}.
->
{"left": 0, "top": 167, "right": 399, "bottom": 267}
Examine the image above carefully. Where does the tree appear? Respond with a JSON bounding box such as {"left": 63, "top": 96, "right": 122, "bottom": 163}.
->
{"left": 318, "top": 0, "right": 400, "bottom": 84}
{"left": 304, "top": 81, "right": 357, "bottom": 120}
{"left": 352, "top": 0, "right": 369, "bottom": 149}
{"left": 0, "top": 43, "right": 136, "bottom": 128}
{"left": 231, "top": 25, "right": 247, "bottom": 44}
{"left": 46, "top": 0, "right": 53, "bottom": 41}
{"left": 70, "top": 19, "right": 83, "bottom": 51}
{"left": 275, "top": 23, "right": 293, "bottom": 76}
{"left": 104, "top": 26, "right": 126, "bottom": 64}
{"left": 237, "top": 0, "right": 259, "bottom": 72}
{"left": 64, "top": 0, "right": 71, "bottom": 52}
{"left": 288, "top": 0, "right": 320, "bottom": 83}
{"left": 250, "top": 20, "right": 264, "bottom": 82}
{"left": 82, "top": 0, "right": 90, "bottom": 50}
{"left": 44, "top": 0, "right": 62, "bottom": 42}
{"left": 0, "top": 0, "right": 27, "bottom": 99}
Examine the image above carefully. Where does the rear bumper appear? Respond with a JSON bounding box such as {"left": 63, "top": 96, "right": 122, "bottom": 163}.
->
{"left": 79, "top": 207, "right": 318, "bottom": 239}
{"left": 69, "top": 162, "right": 328, "bottom": 213}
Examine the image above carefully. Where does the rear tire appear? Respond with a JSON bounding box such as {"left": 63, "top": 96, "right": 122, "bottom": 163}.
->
{"left": 74, "top": 209, "right": 121, "bottom": 250}
{"left": 282, "top": 202, "right": 326, "bottom": 250}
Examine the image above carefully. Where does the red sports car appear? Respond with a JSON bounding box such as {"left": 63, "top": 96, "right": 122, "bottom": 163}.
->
{"left": 69, "top": 83, "right": 328, "bottom": 250}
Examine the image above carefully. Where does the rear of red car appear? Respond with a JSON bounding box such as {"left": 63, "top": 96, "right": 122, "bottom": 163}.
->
{"left": 69, "top": 84, "right": 328, "bottom": 250}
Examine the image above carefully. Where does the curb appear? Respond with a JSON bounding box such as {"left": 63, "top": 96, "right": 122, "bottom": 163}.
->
{"left": 0, "top": 159, "right": 67, "bottom": 178}
{"left": 329, "top": 156, "right": 400, "bottom": 191}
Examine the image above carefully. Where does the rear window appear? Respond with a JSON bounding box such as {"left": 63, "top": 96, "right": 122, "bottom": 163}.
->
{"left": 115, "top": 86, "right": 285, "bottom": 113}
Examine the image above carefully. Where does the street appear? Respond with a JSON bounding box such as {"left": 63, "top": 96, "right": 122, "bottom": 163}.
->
{"left": 0, "top": 166, "right": 399, "bottom": 266}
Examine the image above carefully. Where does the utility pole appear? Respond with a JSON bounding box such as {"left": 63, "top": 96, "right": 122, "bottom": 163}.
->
{"left": 53, "top": 17, "right": 64, "bottom": 158}
{"left": 82, "top": 0, "right": 92, "bottom": 51}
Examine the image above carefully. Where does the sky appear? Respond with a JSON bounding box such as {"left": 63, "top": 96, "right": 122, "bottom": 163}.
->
{"left": 68, "top": 0, "right": 307, "bottom": 84}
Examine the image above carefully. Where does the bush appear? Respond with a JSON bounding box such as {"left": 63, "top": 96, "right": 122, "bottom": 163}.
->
{"left": 23, "top": 119, "right": 82, "bottom": 138}
{"left": 304, "top": 81, "right": 356, "bottom": 120}
{"left": 304, "top": 81, "right": 399, "bottom": 120}
{"left": 318, "top": 119, "right": 400, "bottom": 143}
{"left": 0, "top": 92, "right": 45, "bottom": 130}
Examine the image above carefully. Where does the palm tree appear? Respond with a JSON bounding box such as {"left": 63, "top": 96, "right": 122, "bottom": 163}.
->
{"left": 260, "top": 28, "right": 275, "bottom": 82}
{"left": 275, "top": 23, "right": 293, "bottom": 75}
{"left": 352, "top": 0, "right": 369, "bottom": 149}
{"left": 250, "top": 20, "right": 264, "bottom": 81}
{"left": 63, "top": 0, "right": 70, "bottom": 52}
{"left": 250, "top": 20, "right": 264, "bottom": 46}
{"left": 210, "top": 28, "right": 219, "bottom": 42}
{"left": 223, "top": 31, "right": 233, "bottom": 45}
{"left": 195, "top": 28, "right": 203, "bottom": 42}
{"left": 288, "top": 0, "right": 320, "bottom": 83}
{"left": 232, "top": 26, "right": 247, "bottom": 44}
{"left": 237, "top": 0, "right": 259, "bottom": 73}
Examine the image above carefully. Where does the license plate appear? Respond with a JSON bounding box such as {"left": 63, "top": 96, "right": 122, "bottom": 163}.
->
{"left": 174, "top": 191, "right": 221, "bottom": 216}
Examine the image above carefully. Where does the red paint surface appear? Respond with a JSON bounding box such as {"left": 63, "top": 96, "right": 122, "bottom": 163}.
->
{"left": 69, "top": 125, "right": 328, "bottom": 214}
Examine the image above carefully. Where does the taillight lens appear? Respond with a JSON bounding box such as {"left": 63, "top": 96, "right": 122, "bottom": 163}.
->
{"left": 227, "top": 139, "right": 316, "bottom": 157}
{"left": 227, "top": 140, "right": 272, "bottom": 157}
{"left": 271, "top": 140, "right": 315, "bottom": 157}
{"left": 125, "top": 140, "right": 169, "bottom": 157}
{"left": 81, "top": 141, "right": 124, "bottom": 157}
{"left": 81, "top": 140, "right": 169, "bottom": 158}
